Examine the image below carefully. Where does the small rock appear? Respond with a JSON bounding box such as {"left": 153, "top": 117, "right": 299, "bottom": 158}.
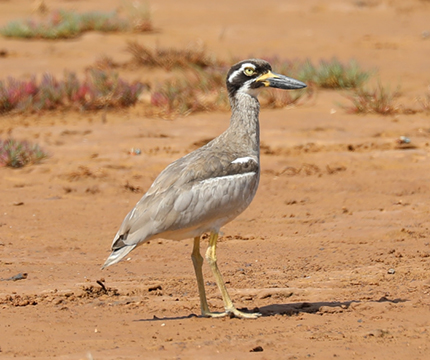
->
{"left": 387, "top": 268, "right": 395, "bottom": 274}
{"left": 366, "top": 329, "right": 389, "bottom": 338}
{"left": 129, "top": 148, "right": 141, "bottom": 155}
{"left": 250, "top": 346, "right": 263, "bottom": 352}
{"left": 397, "top": 136, "right": 411, "bottom": 144}
{"left": 148, "top": 284, "right": 162, "bottom": 292}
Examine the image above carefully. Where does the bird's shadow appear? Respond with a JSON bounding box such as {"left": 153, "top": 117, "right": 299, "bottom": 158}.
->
{"left": 133, "top": 296, "right": 406, "bottom": 322}
{"left": 256, "top": 295, "right": 406, "bottom": 317}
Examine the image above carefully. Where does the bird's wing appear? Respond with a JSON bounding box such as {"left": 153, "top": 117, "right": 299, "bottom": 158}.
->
{"left": 111, "top": 144, "right": 259, "bottom": 250}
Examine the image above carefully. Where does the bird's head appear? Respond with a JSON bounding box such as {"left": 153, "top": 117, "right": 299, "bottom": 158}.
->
{"left": 226, "top": 59, "right": 306, "bottom": 99}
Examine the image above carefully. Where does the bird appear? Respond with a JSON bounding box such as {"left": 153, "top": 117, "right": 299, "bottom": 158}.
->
{"left": 102, "top": 59, "right": 306, "bottom": 319}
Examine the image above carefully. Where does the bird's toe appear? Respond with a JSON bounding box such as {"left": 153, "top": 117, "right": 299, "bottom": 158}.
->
{"left": 228, "top": 308, "right": 262, "bottom": 319}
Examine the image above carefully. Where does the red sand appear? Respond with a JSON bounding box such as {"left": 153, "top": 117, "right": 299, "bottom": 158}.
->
{"left": 1, "top": 1, "right": 429, "bottom": 359}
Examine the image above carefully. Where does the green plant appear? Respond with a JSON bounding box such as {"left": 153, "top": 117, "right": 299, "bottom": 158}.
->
{"left": 0, "top": 8, "right": 152, "bottom": 40}
{"left": 0, "top": 138, "right": 48, "bottom": 168}
{"left": 298, "top": 58, "right": 371, "bottom": 89}
{"left": 261, "top": 57, "right": 372, "bottom": 89}
{"left": 340, "top": 84, "right": 402, "bottom": 115}
{"left": 297, "top": 58, "right": 371, "bottom": 89}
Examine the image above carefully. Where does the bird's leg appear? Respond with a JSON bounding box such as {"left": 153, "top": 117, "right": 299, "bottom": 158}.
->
{"left": 191, "top": 236, "right": 210, "bottom": 316}
{"left": 205, "top": 231, "right": 261, "bottom": 319}
{"left": 191, "top": 235, "right": 231, "bottom": 318}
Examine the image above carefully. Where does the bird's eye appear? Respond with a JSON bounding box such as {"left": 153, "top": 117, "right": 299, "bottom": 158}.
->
{"left": 244, "top": 68, "right": 255, "bottom": 76}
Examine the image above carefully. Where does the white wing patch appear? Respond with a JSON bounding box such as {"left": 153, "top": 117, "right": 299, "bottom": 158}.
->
{"left": 228, "top": 63, "right": 256, "bottom": 83}
{"left": 199, "top": 172, "right": 255, "bottom": 185}
{"left": 231, "top": 156, "right": 257, "bottom": 164}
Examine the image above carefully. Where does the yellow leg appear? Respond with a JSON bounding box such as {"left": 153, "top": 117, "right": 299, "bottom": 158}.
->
{"left": 191, "top": 236, "right": 210, "bottom": 315}
{"left": 205, "top": 231, "right": 261, "bottom": 319}
{"left": 191, "top": 236, "right": 231, "bottom": 318}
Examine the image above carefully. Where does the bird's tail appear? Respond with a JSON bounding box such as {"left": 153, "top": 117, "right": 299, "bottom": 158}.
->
{"left": 101, "top": 244, "right": 137, "bottom": 269}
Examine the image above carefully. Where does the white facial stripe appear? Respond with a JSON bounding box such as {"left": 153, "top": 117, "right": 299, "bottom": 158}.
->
{"left": 231, "top": 156, "right": 257, "bottom": 164}
{"left": 199, "top": 172, "right": 255, "bottom": 185}
{"left": 228, "top": 63, "right": 256, "bottom": 83}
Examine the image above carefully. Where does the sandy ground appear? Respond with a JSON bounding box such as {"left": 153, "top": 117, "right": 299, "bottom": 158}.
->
{"left": 1, "top": 0, "right": 430, "bottom": 359}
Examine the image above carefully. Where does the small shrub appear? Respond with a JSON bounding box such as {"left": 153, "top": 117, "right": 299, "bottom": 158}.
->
{"left": 0, "top": 8, "right": 152, "bottom": 40}
{"left": 301, "top": 58, "right": 371, "bottom": 89}
{"left": 340, "top": 84, "right": 402, "bottom": 115}
{"left": 0, "top": 139, "right": 48, "bottom": 168}
{"left": 0, "top": 70, "right": 146, "bottom": 114}
{"left": 68, "top": 70, "right": 147, "bottom": 110}
{"left": 147, "top": 68, "right": 229, "bottom": 118}
{"left": 93, "top": 55, "right": 120, "bottom": 70}
{"left": 126, "top": 41, "right": 223, "bottom": 70}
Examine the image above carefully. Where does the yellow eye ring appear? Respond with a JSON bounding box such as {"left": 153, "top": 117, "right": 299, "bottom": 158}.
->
{"left": 244, "top": 68, "right": 255, "bottom": 76}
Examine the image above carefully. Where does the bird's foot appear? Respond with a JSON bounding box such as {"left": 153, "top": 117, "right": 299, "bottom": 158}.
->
{"left": 202, "top": 308, "right": 261, "bottom": 319}
{"left": 202, "top": 310, "right": 230, "bottom": 318}
{"left": 228, "top": 307, "right": 262, "bottom": 319}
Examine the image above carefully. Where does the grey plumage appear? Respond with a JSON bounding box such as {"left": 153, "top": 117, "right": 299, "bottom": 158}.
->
{"left": 103, "top": 59, "right": 306, "bottom": 318}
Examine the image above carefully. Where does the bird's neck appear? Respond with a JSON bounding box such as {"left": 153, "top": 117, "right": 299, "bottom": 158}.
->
{"left": 228, "top": 93, "right": 261, "bottom": 155}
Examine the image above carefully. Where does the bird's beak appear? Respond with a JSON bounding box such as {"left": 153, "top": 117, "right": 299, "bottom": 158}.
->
{"left": 256, "top": 71, "right": 307, "bottom": 90}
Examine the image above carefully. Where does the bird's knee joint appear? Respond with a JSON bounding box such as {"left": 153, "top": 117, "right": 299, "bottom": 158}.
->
{"left": 205, "top": 254, "right": 217, "bottom": 265}
{"left": 191, "top": 253, "right": 203, "bottom": 266}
